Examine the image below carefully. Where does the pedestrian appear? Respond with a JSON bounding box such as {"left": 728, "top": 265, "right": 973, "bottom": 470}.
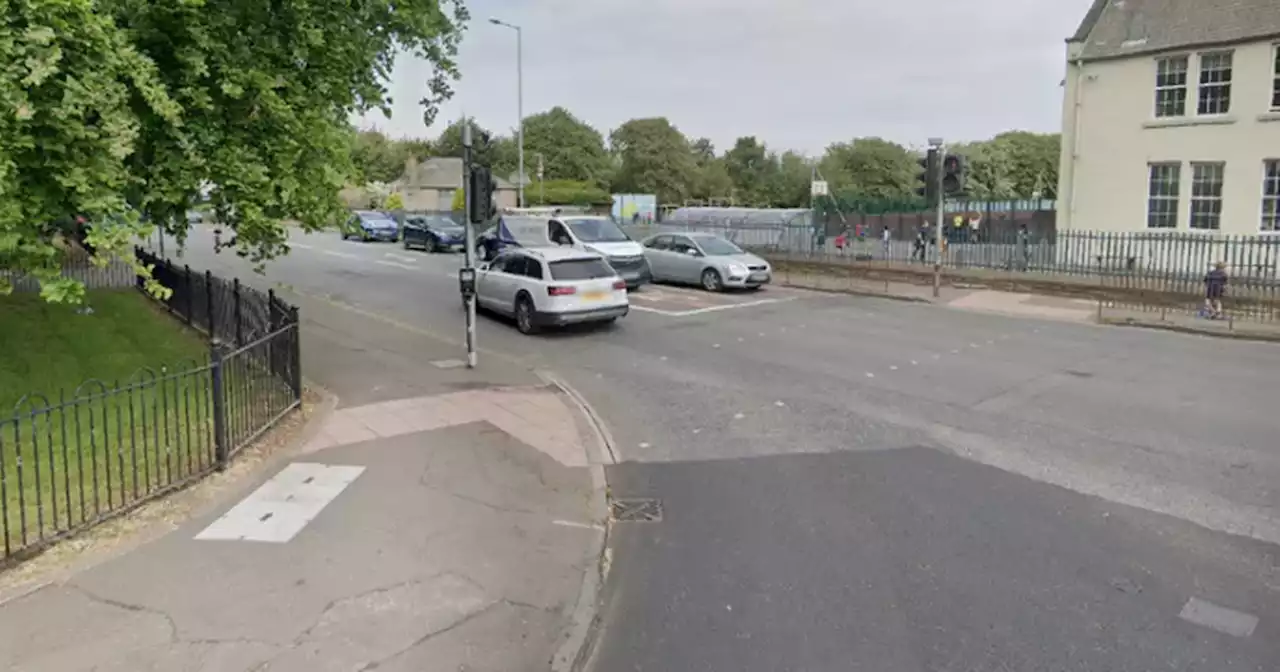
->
{"left": 834, "top": 230, "right": 847, "bottom": 255}
{"left": 1016, "top": 223, "right": 1030, "bottom": 271}
{"left": 1203, "top": 261, "right": 1228, "bottom": 319}
{"left": 882, "top": 225, "right": 891, "bottom": 259}
{"left": 912, "top": 227, "right": 926, "bottom": 262}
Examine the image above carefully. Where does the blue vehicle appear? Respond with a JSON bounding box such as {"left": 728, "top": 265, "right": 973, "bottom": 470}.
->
{"left": 402, "top": 214, "right": 465, "bottom": 252}
{"left": 340, "top": 210, "right": 399, "bottom": 242}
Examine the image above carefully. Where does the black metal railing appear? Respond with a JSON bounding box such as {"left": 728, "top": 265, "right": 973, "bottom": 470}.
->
{"left": 2, "top": 254, "right": 302, "bottom": 565}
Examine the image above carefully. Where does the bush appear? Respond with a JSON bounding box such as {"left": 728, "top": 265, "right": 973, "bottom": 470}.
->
{"left": 384, "top": 192, "right": 405, "bottom": 211}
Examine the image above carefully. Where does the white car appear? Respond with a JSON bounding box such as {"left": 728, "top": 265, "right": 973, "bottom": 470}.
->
{"left": 472, "top": 247, "right": 629, "bottom": 334}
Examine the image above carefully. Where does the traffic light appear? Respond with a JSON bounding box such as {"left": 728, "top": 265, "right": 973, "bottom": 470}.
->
{"left": 915, "top": 148, "right": 939, "bottom": 207}
{"left": 467, "top": 165, "right": 496, "bottom": 223}
{"left": 942, "top": 153, "right": 967, "bottom": 196}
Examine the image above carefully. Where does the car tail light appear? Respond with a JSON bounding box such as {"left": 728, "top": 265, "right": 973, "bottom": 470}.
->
{"left": 547, "top": 286, "right": 577, "bottom": 296}
{"left": 612, "top": 280, "right": 626, "bottom": 290}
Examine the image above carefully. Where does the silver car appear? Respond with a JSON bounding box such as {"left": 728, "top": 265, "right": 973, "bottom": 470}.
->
{"left": 641, "top": 232, "right": 772, "bottom": 291}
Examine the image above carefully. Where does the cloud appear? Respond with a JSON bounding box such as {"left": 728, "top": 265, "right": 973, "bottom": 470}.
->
{"left": 359, "top": 0, "right": 1095, "bottom": 155}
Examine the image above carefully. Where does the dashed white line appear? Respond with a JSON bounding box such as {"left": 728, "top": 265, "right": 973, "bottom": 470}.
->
{"left": 733, "top": 412, "right": 745, "bottom": 420}
{"left": 910, "top": 360, "right": 918, "bottom": 366}
{"left": 289, "top": 242, "right": 314, "bottom": 250}
{"left": 951, "top": 349, "right": 960, "bottom": 354}
{"left": 889, "top": 365, "right": 898, "bottom": 371}
{"left": 553, "top": 519, "right": 605, "bottom": 531}
{"left": 865, "top": 372, "right": 875, "bottom": 378}
{"left": 712, "top": 343, "right": 721, "bottom": 349}
{"left": 383, "top": 252, "right": 418, "bottom": 264}
{"left": 774, "top": 401, "right": 786, "bottom": 407}
{"left": 319, "top": 249, "right": 358, "bottom": 260}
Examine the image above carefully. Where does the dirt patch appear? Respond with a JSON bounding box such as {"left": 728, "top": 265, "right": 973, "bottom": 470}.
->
{"left": 0, "top": 386, "right": 329, "bottom": 596}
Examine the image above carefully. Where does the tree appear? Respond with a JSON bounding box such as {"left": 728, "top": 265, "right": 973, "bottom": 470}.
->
{"left": 609, "top": 118, "right": 697, "bottom": 205}
{"left": 819, "top": 137, "right": 916, "bottom": 200}
{"left": 350, "top": 129, "right": 428, "bottom": 185}
{"left": 531, "top": 180, "right": 610, "bottom": 206}
{"left": 724, "top": 136, "right": 774, "bottom": 204}
{"left": 450, "top": 188, "right": 465, "bottom": 211}
{"left": 2, "top": 0, "right": 469, "bottom": 302}
{"left": 434, "top": 118, "right": 518, "bottom": 178}
{"left": 523, "top": 107, "right": 609, "bottom": 185}
{"left": 765, "top": 151, "right": 813, "bottom": 208}
{"left": 951, "top": 132, "right": 1061, "bottom": 200}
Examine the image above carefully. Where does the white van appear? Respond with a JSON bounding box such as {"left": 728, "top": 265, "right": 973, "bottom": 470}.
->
{"left": 480, "top": 214, "right": 651, "bottom": 289}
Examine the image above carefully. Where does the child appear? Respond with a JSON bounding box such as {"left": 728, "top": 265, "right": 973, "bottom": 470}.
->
{"left": 1203, "top": 261, "right": 1227, "bottom": 319}
{"left": 834, "top": 231, "right": 847, "bottom": 255}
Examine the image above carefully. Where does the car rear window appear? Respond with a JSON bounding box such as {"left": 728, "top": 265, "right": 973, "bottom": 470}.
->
{"left": 549, "top": 258, "right": 614, "bottom": 281}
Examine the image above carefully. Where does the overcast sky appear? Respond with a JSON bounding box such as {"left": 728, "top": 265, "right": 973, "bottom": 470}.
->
{"left": 358, "top": 0, "right": 1095, "bottom": 156}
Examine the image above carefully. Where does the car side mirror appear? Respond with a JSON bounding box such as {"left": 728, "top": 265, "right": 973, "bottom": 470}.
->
{"left": 684, "top": 248, "right": 699, "bottom": 256}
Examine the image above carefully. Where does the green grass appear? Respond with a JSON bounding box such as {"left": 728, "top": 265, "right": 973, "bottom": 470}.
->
{"left": 1, "top": 290, "right": 212, "bottom": 561}
{"left": 0, "top": 290, "right": 208, "bottom": 410}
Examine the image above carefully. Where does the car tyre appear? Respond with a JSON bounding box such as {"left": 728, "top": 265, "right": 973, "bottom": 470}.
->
{"left": 514, "top": 295, "right": 538, "bottom": 335}
{"left": 701, "top": 268, "right": 723, "bottom": 292}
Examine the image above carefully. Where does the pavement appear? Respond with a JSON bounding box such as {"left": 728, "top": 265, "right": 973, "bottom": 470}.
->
{"left": 132, "top": 225, "right": 1280, "bottom": 670}
{"left": 0, "top": 276, "right": 609, "bottom": 671}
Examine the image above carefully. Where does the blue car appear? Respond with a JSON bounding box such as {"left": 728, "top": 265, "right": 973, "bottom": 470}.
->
{"left": 340, "top": 210, "right": 399, "bottom": 242}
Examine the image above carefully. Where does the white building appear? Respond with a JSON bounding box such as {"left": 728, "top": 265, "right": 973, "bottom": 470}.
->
{"left": 1058, "top": 0, "right": 1280, "bottom": 238}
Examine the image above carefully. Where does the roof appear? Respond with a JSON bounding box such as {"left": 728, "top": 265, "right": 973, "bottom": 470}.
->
{"left": 398, "top": 157, "right": 518, "bottom": 190}
{"left": 519, "top": 246, "right": 602, "bottom": 262}
{"left": 1070, "top": 0, "right": 1280, "bottom": 61}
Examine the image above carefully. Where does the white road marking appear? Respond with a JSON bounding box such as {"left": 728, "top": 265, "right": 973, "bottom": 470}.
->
{"left": 376, "top": 260, "right": 418, "bottom": 271}
{"left": 889, "top": 365, "right": 898, "bottom": 371}
{"left": 910, "top": 360, "right": 918, "bottom": 366}
{"left": 1179, "top": 598, "right": 1258, "bottom": 637}
{"left": 319, "top": 249, "right": 357, "bottom": 260}
{"left": 775, "top": 401, "right": 786, "bottom": 407}
{"left": 383, "top": 252, "right": 418, "bottom": 264}
{"left": 692, "top": 428, "right": 702, "bottom": 434}
{"left": 195, "top": 463, "right": 365, "bottom": 543}
{"left": 289, "top": 242, "right": 314, "bottom": 250}
{"left": 865, "top": 372, "right": 875, "bottom": 378}
{"left": 553, "top": 519, "right": 605, "bottom": 531}
{"left": 932, "top": 354, "right": 941, "bottom": 359}
{"left": 757, "top": 332, "right": 765, "bottom": 337}
{"left": 659, "top": 356, "right": 668, "bottom": 361}
{"left": 737, "top": 337, "right": 744, "bottom": 342}
{"left": 733, "top": 412, "right": 745, "bottom": 420}
{"left": 639, "top": 442, "right": 651, "bottom": 449}
{"left": 951, "top": 349, "right": 960, "bottom": 354}
{"left": 969, "top": 343, "right": 979, "bottom": 348}
{"left": 712, "top": 343, "right": 721, "bottom": 348}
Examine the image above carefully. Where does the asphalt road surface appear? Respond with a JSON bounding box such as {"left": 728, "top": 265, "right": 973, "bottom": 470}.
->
{"left": 171, "top": 226, "right": 1280, "bottom": 670}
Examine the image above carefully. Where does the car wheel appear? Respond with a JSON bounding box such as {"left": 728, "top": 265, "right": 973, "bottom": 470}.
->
{"left": 429, "top": 236, "right": 443, "bottom": 253}
{"left": 514, "top": 295, "right": 538, "bottom": 335}
{"left": 402, "top": 236, "right": 411, "bottom": 250}
{"left": 701, "top": 268, "right": 723, "bottom": 292}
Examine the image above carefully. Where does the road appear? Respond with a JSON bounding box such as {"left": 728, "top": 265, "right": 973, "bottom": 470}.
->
{"left": 172, "top": 225, "right": 1280, "bottom": 670}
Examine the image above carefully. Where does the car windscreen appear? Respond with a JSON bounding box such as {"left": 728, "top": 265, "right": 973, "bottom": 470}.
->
{"left": 695, "top": 236, "right": 743, "bottom": 256}
{"left": 360, "top": 215, "right": 397, "bottom": 227}
{"left": 564, "top": 218, "right": 630, "bottom": 243}
{"left": 549, "top": 258, "right": 615, "bottom": 281}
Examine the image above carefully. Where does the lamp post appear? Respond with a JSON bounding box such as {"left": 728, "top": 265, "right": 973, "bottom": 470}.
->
{"left": 489, "top": 17, "right": 524, "bottom": 208}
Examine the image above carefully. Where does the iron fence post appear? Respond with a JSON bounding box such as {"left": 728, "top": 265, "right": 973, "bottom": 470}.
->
{"left": 205, "top": 270, "right": 216, "bottom": 342}
{"left": 290, "top": 307, "right": 302, "bottom": 400}
{"left": 210, "top": 342, "right": 230, "bottom": 470}
{"left": 184, "top": 265, "right": 193, "bottom": 326}
{"left": 233, "top": 278, "right": 243, "bottom": 346}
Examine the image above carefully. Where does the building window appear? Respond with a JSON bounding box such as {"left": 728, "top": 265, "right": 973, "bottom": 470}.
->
{"left": 1147, "top": 163, "right": 1181, "bottom": 229}
{"left": 1154, "top": 56, "right": 1189, "bottom": 117}
{"left": 1263, "top": 160, "right": 1280, "bottom": 232}
{"left": 1272, "top": 46, "right": 1280, "bottom": 110}
{"left": 1197, "top": 51, "right": 1233, "bottom": 115}
{"left": 1189, "top": 162, "right": 1225, "bottom": 230}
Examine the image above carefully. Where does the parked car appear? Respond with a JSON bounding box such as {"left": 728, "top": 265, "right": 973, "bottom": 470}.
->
{"left": 402, "top": 214, "right": 465, "bottom": 252}
{"left": 469, "top": 246, "right": 629, "bottom": 335}
{"left": 340, "top": 210, "right": 399, "bottom": 242}
{"left": 641, "top": 232, "right": 772, "bottom": 291}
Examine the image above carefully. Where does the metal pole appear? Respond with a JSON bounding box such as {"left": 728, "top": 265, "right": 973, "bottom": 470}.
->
{"left": 516, "top": 26, "right": 524, "bottom": 208}
{"left": 462, "top": 118, "right": 478, "bottom": 369}
{"left": 930, "top": 138, "right": 945, "bottom": 298}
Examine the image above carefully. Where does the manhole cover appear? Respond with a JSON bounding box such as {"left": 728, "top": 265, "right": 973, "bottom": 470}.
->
{"left": 611, "top": 498, "right": 663, "bottom": 523}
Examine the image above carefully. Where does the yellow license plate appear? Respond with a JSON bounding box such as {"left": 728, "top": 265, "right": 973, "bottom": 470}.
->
{"left": 582, "top": 291, "right": 607, "bottom": 300}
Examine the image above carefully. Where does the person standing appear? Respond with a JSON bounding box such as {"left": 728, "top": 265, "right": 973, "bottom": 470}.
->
{"left": 1203, "top": 261, "right": 1228, "bottom": 319}
{"left": 882, "top": 225, "right": 892, "bottom": 259}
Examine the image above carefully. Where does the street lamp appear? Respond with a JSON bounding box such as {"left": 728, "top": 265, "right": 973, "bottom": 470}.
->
{"left": 489, "top": 17, "right": 524, "bottom": 208}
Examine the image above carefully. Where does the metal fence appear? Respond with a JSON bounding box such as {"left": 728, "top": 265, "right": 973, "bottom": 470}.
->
{"left": 1, "top": 250, "right": 136, "bottom": 293}
{"left": 2, "top": 253, "right": 302, "bottom": 565}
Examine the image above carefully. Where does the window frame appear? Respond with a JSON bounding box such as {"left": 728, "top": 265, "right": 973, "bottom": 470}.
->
{"left": 1188, "top": 162, "right": 1226, "bottom": 231}
{"left": 1195, "top": 50, "right": 1234, "bottom": 116}
{"left": 1262, "top": 159, "right": 1280, "bottom": 233}
{"left": 1153, "top": 55, "right": 1190, "bottom": 118}
{"left": 1146, "top": 162, "right": 1182, "bottom": 230}
{"left": 1272, "top": 44, "right": 1280, "bottom": 111}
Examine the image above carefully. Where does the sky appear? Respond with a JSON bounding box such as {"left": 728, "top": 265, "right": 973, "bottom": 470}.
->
{"left": 358, "top": 0, "right": 1097, "bottom": 156}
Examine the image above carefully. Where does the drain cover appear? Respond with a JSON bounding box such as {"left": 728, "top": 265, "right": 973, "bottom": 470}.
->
{"left": 611, "top": 498, "right": 663, "bottom": 523}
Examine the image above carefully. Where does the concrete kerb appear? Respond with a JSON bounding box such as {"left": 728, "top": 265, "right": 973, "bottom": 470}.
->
{"left": 778, "top": 280, "right": 936, "bottom": 305}
{"left": 536, "top": 370, "right": 616, "bottom": 672}
{"left": 1098, "top": 315, "right": 1280, "bottom": 343}
{"left": 0, "top": 380, "right": 336, "bottom": 607}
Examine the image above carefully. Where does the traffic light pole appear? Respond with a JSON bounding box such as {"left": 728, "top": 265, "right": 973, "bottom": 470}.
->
{"left": 929, "top": 138, "right": 945, "bottom": 299}
{"left": 461, "top": 120, "right": 478, "bottom": 368}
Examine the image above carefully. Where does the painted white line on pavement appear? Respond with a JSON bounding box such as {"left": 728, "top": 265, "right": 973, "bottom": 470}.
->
{"left": 376, "top": 260, "right": 418, "bottom": 271}
{"left": 553, "top": 519, "right": 606, "bottom": 531}
{"left": 384, "top": 252, "right": 418, "bottom": 264}
{"left": 1178, "top": 597, "right": 1258, "bottom": 637}
{"left": 195, "top": 463, "right": 365, "bottom": 543}
{"left": 319, "top": 249, "right": 358, "bottom": 260}
{"left": 289, "top": 242, "right": 315, "bottom": 250}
